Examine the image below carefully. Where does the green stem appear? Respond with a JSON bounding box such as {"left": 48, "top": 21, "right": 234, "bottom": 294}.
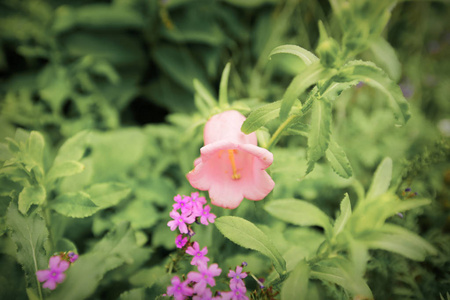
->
{"left": 266, "top": 114, "right": 298, "bottom": 150}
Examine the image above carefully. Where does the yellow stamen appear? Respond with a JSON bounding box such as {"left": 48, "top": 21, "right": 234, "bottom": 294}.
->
{"left": 228, "top": 149, "right": 241, "bottom": 180}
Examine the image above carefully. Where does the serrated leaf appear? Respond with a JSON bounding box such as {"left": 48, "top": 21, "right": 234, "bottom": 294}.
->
{"left": 51, "top": 192, "right": 98, "bottom": 218}
{"left": 307, "top": 98, "right": 332, "bottom": 174}
{"left": 369, "top": 37, "right": 401, "bottom": 82}
{"left": 325, "top": 138, "right": 353, "bottom": 178}
{"left": 281, "top": 260, "right": 310, "bottom": 300}
{"left": 219, "top": 62, "right": 231, "bottom": 108}
{"left": 46, "top": 161, "right": 85, "bottom": 183}
{"left": 339, "top": 60, "right": 410, "bottom": 125}
{"left": 280, "top": 62, "right": 332, "bottom": 120}
{"left": 241, "top": 101, "right": 281, "bottom": 134}
{"left": 6, "top": 203, "right": 48, "bottom": 294}
{"left": 215, "top": 216, "right": 286, "bottom": 275}
{"left": 366, "top": 157, "right": 392, "bottom": 201}
{"left": 18, "top": 185, "right": 46, "bottom": 214}
{"left": 332, "top": 194, "right": 351, "bottom": 237}
{"left": 359, "top": 224, "right": 437, "bottom": 261}
{"left": 269, "top": 44, "right": 319, "bottom": 66}
{"left": 264, "top": 199, "right": 332, "bottom": 238}
{"left": 86, "top": 182, "right": 131, "bottom": 209}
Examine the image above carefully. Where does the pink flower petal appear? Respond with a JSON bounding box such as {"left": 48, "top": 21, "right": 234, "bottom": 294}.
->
{"left": 36, "top": 270, "right": 50, "bottom": 282}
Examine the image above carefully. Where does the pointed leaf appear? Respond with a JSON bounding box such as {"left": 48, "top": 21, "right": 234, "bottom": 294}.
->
{"left": 264, "top": 199, "right": 332, "bottom": 237}
{"left": 280, "top": 62, "right": 332, "bottom": 120}
{"left": 6, "top": 203, "right": 48, "bottom": 294}
{"left": 241, "top": 101, "right": 281, "bottom": 134}
{"left": 27, "top": 131, "right": 45, "bottom": 169}
{"left": 46, "top": 161, "right": 85, "bottom": 183}
{"left": 219, "top": 62, "right": 231, "bottom": 108}
{"left": 269, "top": 44, "right": 319, "bottom": 66}
{"left": 51, "top": 192, "right": 98, "bottom": 218}
{"left": 193, "top": 78, "right": 216, "bottom": 109}
{"left": 339, "top": 60, "right": 410, "bottom": 125}
{"left": 369, "top": 37, "right": 401, "bottom": 82}
{"left": 311, "top": 259, "right": 373, "bottom": 299}
{"left": 18, "top": 185, "right": 46, "bottom": 214}
{"left": 366, "top": 157, "right": 392, "bottom": 201}
{"left": 307, "top": 98, "right": 332, "bottom": 174}
{"left": 326, "top": 138, "right": 353, "bottom": 178}
{"left": 215, "top": 216, "right": 286, "bottom": 275}
{"left": 360, "top": 224, "right": 437, "bottom": 261}
{"left": 332, "top": 193, "right": 351, "bottom": 237}
{"left": 281, "top": 260, "right": 310, "bottom": 300}
{"left": 54, "top": 131, "right": 91, "bottom": 165}
{"left": 85, "top": 182, "right": 131, "bottom": 209}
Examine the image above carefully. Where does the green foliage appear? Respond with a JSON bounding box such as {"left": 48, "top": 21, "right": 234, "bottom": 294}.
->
{"left": 0, "top": 0, "right": 448, "bottom": 299}
{"left": 215, "top": 216, "right": 286, "bottom": 276}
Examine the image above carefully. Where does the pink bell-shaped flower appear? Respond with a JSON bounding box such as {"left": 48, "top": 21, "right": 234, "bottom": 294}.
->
{"left": 187, "top": 110, "right": 275, "bottom": 209}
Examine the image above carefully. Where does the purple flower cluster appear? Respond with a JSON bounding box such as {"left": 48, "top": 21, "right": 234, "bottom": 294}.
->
{"left": 168, "top": 192, "right": 216, "bottom": 235}
{"left": 166, "top": 192, "right": 249, "bottom": 300}
{"left": 36, "top": 251, "right": 79, "bottom": 290}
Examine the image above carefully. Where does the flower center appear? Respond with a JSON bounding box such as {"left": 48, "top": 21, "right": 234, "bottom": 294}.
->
{"left": 227, "top": 150, "right": 241, "bottom": 180}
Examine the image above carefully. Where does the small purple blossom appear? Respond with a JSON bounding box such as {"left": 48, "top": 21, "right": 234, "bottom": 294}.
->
{"left": 228, "top": 266, "right": 247, "bottom": 287}
{"left": 36, "top": 256, "right": 70, "bottom": 290}
{"left": 173, "top": 195, "right": 193, "bottom": 215}
{"left": 168, "top": 210, "right": 195, "bottom": 234}
{"left": 175, "top": 234, "right": 188, "bottom": 249}
{"left": 198, "top": 205, "right": 216, "bottom": 226}
{"left": 166, "top": 276, "right": 194, "bottom": 300}
{"left": 67, "top": 251, "right": 78, "bottom": 263}
{"left": 187, "top": 263, "right": 222, "bottom": 295}
{"left": 186, "top": 241, "right": 210, "bottom": 267}
{"left": 190, "top": 192, "right": 207, "bottom": 211}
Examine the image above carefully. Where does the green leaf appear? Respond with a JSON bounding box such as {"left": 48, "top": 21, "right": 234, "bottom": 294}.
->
{"left": 6, "top": 203, "right": 48, "bottom": 295}
{"left": 241, "top": 101, "right": 281, "bottom": 134}
{"left": 51, "top": 192, "right": 98, "bottom": 218}
{"left": 359, "top": 224, "right": 437, "bottom": 261}
{"left": 369, "top": 37, "right": 401, "bottom": 82}
{"left": 264, "top": 199, "right": 332, "bottom": 237}
{"left": 281, "top": 260, "right": 310, "bottom": 300}
{"left": 339, "top": 60, "right": 410, "bottom": 125}
{"left": 18, "top": 185, "right": 46, "bottom": 214}
{"left": 307, "top": 98, "right": 332, "bottom": 173}
{"left": 215, "top": 216, "right": 286, "bottom": 275}
{"left": 54, "top": 131, "right": 91, "bottom": 165}
{"left": 280, "top": 62, "right": 332, "bottom": 120}
{"left": 193, "top": 78, "right": 216, "bottom": 110}
{"left": 269, "top": 44, "right": 319, "bottom": 66}
{"left": 325, "top": 138, "right": 353, "bottom": 178}
{"left": 310, "top": 258, "right": 373, "bottom": 299}
{"left": 48, "top": 223, "right": 140, "bottom": 300}
{"left": 46, "top": 161, "right": 85, "bottom": 183}
{"left": 366, "top": 157, "right": 392, "bottom": 201}
{"left": 219, "top": 62, "right": 231, "bottom": 108}
{"left": 27, "top": 131, "right": 45, "bottom": 170}
{"left": 85, "top": 182, "right": 131, "bottom": 209}
{"left": 332, "top": 193, "right": 351, "bottom": 238}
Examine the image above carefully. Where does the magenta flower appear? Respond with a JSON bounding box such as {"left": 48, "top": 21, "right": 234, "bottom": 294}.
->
{"left": 192, "top": 287, "right": 213, "bottom": 300}
{"left": 187, "top": 263, "right": 222, "bottom": 295}
{"left": 228, "top": 266, "right": 247, "bottom": 287}
{"left": 166, "top": 275, "right": 194, "bottom": 300}
{"left": 167, "top": 210, "right": 195, "bottom": 234}
{"left": 190, "top": 192, "right": 207, "bottom": 212}
{"left": 67, "top": 251, "right": 78, "bottom": 263}
{"left": 36, "top": 255, "right": 70, "bottom": 290}
{"left": 175, "top": 234, "right": 188, "bottom": 249}
{"left": 173, "top": 194, "right": 193, "bottom": 214}
{"left": 198, "top": 205, "right": 216, "bottom": 225}
{"left": 187, "top": 110, "right": 275, "bottom": 209}
{"left": 186, "top": 241, "right": 210, "bottom": 267}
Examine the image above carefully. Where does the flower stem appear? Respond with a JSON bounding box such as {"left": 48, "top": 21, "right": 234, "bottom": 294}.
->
{"left": 266, "top": 114, "right": 298, "bottom": 150}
